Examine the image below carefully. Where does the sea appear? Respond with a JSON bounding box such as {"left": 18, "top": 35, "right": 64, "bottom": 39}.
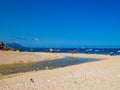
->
{"left": 20, "top": 48, "right": 120, "bottom": 56}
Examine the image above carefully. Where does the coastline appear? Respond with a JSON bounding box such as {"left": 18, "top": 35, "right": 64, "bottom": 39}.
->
{"left": 0, "top": 51, "right": 113, "bottom": 65}
{"left": 0, "top": 51, "right": 120, "bottom": 90}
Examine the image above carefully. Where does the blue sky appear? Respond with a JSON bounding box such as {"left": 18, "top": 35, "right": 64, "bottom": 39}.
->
{"left": 0, "top": 0, "right": 120, "bottom": 48}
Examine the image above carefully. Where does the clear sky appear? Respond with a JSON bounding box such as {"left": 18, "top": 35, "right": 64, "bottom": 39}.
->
{"left": 0, "top": 0, "right": 120, "bottom": 48}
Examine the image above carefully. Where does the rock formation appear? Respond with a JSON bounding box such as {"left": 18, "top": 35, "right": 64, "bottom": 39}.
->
{"left": 0, "top": 41, "right": 13, "bottom": 51}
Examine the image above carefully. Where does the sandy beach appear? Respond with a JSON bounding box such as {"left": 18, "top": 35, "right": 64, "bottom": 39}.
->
{"left": 0, "top": 51, "right": 120, "bottom": 90}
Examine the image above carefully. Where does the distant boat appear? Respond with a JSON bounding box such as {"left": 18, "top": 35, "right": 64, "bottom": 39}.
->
{"left": 95, "top": 50, "right": 99, "bottom": 52}
{"left": 117, "top": 50, "right": 120, "bottom": 52}
{"left": 30, "top": 49, "right": 34, "bottom": 51}
{"left": 86, "top": 49, "right": 93, "bottom": 51}
{"left": 57, "top": 49, "right": 61, "bottom": 52}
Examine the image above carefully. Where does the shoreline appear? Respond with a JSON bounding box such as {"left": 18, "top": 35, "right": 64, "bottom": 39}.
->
{"left": 0, "top": 51, "right": 114, "bottom": 65}
{"left": 0, "top": 51, "right": 120, "bottom": 90}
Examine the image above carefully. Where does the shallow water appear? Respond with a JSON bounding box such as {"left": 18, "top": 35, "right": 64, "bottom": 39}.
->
{"left": 0, "top": 57, "right": 101, "bottom": 75}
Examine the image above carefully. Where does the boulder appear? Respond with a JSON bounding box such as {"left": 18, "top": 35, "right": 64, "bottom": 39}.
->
{"left": 0, "top": 41, "right": 4, "bottom": 46}
{"left": 0, "top": 41, "right": 13, "bottom": 51}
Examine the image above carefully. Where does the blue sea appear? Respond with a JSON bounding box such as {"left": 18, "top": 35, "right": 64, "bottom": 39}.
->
{"left": 20, "top": 48, "right": 120, "bottom": 56}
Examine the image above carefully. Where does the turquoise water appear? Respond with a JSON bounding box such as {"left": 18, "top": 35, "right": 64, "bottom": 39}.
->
{"left": 0, "top": 57, "right": 102, "bottom": 75}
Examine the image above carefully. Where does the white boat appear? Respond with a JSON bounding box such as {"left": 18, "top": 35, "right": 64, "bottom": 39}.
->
{"left": 117, "top": 50, "right": 120, "bottom": 52}
{"left": 95, "top": 50, "right": 99, "bottom": 52}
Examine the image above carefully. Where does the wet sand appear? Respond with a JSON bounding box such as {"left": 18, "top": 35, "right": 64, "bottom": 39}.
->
{"left": 0, "top": 51, "right": 120, "bottom": 90}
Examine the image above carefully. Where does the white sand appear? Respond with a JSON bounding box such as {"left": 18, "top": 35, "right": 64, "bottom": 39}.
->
{"left": 0, "top": 51, "right": 120, "bottom": 90}
{"left": 0, "top": 51, "right": 64, "bottom": 65}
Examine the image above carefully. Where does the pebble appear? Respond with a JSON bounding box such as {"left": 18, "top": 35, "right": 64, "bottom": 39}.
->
{"left": 36, "top": 68, "right": 39, "bottom": 70}
{"left": 30, "top": 78, "right": 34, "bottom": 83}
